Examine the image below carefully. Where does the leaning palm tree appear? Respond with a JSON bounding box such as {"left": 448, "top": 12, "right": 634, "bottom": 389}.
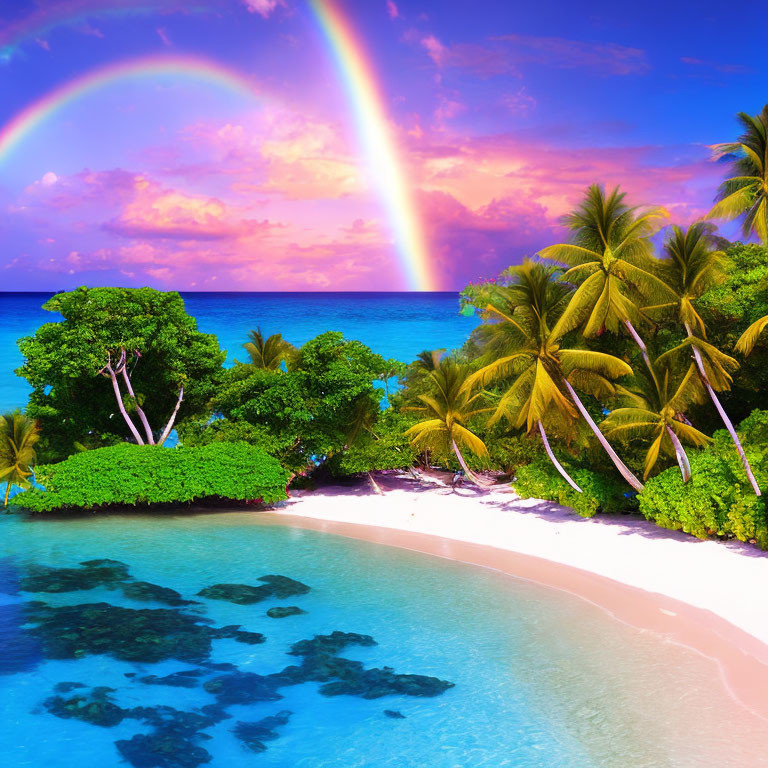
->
{"left": 600, "top": 364, "right": 710, "bottom": 482}
{"left": 469, "top": 258, "right": 644, "bottom": 492}
{"left": 540, "top": 184, "right": 674, "bottom": 380}
{"left": 708, "top": 104, "right": 768, "bottom": 243}
{"left": 243, "top": 328, "right": 295, "bottom": 370}
{"left": 0, "top": 412, "right": 40, "bottom": 506}
{"left": 404, "top": 360, "right": 493, "bottom": 487}
{"left": 414, "top": 349, "right": 445, "bottom": 371}
{"left": 645, "top": 223, "right": 761, "bottom": 495}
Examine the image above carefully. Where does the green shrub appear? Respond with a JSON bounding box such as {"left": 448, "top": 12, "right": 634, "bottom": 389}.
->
{"left": 514, "top": 458, "right": 631, "bottom": 518}
{"left": 13, "top": 442, "right": 290, "bottom": 512}
{"left": 638, "top": 432, "right": 768, "bottom": 548}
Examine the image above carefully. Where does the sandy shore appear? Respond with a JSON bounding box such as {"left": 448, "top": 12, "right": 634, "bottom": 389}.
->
{"left": 264, "top": 473, "right": 768, "bottom": 719}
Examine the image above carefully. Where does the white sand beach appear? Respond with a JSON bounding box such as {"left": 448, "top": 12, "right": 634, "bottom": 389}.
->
{"left": 265, "top": 473, "right": 768, "bottom": 720}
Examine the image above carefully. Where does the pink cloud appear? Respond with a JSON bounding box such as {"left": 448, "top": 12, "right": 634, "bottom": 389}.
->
{"left": 386, "top": 1, "right": 400, "bottom": 20}
{"left": 156, "top": 27, "right": 171, "bottom": 47}
{"left": 679, "top": 57, "right": 753, "bottom": 76}
{"left": 240, "top": 0, "right": 284, "bottom": 18}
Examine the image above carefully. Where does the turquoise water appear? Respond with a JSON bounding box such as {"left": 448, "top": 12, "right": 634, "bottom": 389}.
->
{"left": 0, "top": 511, "right": 765, "bottom": 767}
{"left": 0, "top": 292, "right": 478, "bottom": 411}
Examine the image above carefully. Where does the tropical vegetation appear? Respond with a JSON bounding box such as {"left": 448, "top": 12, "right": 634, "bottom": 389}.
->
{"left": 7, "top": 103, "right": 768, "bottom": 551}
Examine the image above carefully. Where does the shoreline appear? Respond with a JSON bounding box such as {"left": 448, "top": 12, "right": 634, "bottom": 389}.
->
{"left": 264, "top": 473, "right": 768, "bottom": 720}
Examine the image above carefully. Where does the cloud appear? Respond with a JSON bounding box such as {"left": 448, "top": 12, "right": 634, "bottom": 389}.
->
{"left": 156, "top": 27, "right": 171, "bottom": 47}
{"left": 421, "top": 35, "right": 517, "bottom": 78}
{"left": 240, "top": 0, "right": 284, "bottom": 18}
{"left": 423, "top": 33, "right": 649, "bottom": 78}
{"left": 105, "top": 176, "right": 277, "bottom": 240}
{"left": 491, "top": 34, "right": 650, "bottom": 75}
{"left": 679, "top": 57, "right": 752, "bottom": 76}
{"left": 386, "top": 1, "right": 400, "bottom": 20}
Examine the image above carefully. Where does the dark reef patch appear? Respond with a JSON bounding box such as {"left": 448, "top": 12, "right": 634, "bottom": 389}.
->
{"left": 44, "top": 686, "right": 128, "bottom": 727}
{"left": 384, "top": 710, "right": 406, "bottom": 719}
{"left": 20, "top": 559, "right": 130, "bottom": 593}
{"left": 234, "top": 710, "right": 293, "bottom": 753}
{"left": 267, "top": 606, "right": 306, "bottom": 618}
{"left": 119, "top": 581, "right": 198, "bottom": 607}
{"left": 203, "top": 671, "right": 283, "bottom": 706}
{"left": 138, "top": 670, "right": 205, "bottom": 689}
{"left": 196, "top": 574, "right": 310, "bottom": 605}
{"left": 25, "top": 601, "right": 263, "bottom": 663}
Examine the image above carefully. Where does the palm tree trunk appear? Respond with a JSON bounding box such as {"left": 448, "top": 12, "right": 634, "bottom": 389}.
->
{"left": 3, "top": 482, "right": 10, "bottom": 507}
{"left": 451, "top": 440, "right": 495, "bottom": 488}
{"left": 684, "top": 323, "right": 761, "bottom": 496}
{"left": 537, "top": 421, "right": 583, "bottom": 493}
{"left": 665, "top": 424, "right": 691, "bottom": 483}
{"left": 367, "top": 471, "right": 384, "bottom": 495}
{"left": 562, "top": 379, "right": 645, "bottom": 492}
{"left": 157, "top": 387, "right": 184, "bottom": 447}
{"left": 624, "top": 320, "right": 660, "bottom": 388}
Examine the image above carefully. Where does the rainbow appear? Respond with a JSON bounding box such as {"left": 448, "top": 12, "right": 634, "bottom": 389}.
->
{"left": 0, "top": 54, "right": 262, "bottom": 163}
{"left": 309, "top": 0, "right": 436, "bottom": 291}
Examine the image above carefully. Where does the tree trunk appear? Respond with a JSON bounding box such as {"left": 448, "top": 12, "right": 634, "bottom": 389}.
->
{"left": 624, "top": 319, "right": 660, "bottom": 387}
{"left": 684, "top": 323, "right": 761, "bottom": 496}
{"left": 562, "top": 379, "right": 645, "bottom": 492}
{"left": 537, "top": 421, "right": 583, "bottom": 493}
{"left": 451, "top": 440, "right": 495, "bottom": 488}
{"left": 665, "top": 424, "right": 691, "bottom": 483}
{"left": 120, "top": 362, "right": 155, "bottom": 445}
{"left": 367, "top": 471, "right": 384, "bottom": 495}
{"left": 157, "top": 387, "right": 184, "bottom": 446}
{"left": 3, "top": 482, "right": 10, "bottom": 507}
{"left": 104, "top": 362, "right": 145, "bottom": 445}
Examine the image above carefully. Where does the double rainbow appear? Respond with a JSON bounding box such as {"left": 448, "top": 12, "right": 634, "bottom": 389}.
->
{"left": 0, "top": 1, "right": 436, "bottom": 291}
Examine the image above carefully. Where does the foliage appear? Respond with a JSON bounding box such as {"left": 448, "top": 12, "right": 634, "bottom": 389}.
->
{"left": 1, "top": 411, "right": 40, "bottom": 505}
{"left": 16, "top": 287, "right": 225, "bottom": 462}
{"left": 638, "top": 427, "right": 768, "bottom": 548}
{"left": 328, "top": 410, "right": 418, "bottom": 475}
{"left": 708, "top": 105, "right": 768, "bottom": 242}
{"left": 514, "top": 458, "right": 631, "bottom": 518}
{"left": 13, "top": 442, "right": 290, "bottom": 512}
{"left": 209, "top": 332, "right": 389, "bottom": 472}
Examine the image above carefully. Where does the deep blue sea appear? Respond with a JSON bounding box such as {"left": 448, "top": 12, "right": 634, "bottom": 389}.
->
{"left": 0, "top": 292, "right": 477, "bottom": 412}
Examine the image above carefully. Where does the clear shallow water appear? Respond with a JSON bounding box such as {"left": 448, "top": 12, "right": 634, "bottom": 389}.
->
{"left": 0, "top": 511, "right": 765, "bottom": 768}
{"left": 0, "top": 292, "right": 478, "bottom": 411}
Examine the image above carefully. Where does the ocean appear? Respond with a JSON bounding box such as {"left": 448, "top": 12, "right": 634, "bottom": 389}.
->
{"left": 0, "top": 292, "right": 479, "bottom": 412}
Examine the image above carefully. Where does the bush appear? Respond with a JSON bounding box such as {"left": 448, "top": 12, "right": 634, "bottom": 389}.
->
{"left": 13, "top": 442, "right": 290, "bottom": 512}
{"left": 638, "top": 426, "right": 768, "bottom": 548}
{"left": 514, "top": 458, "right": 631, "bottom": 518}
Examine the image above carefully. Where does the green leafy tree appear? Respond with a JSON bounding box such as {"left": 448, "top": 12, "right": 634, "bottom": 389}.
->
{"left": 243, "top": 328, "right": 295, "bottom": 370}
{"left": 646, "top": 223, "right": 761, "bottom": 495}
{"left": 469, "top": 259, "right": 643, "bottom": 492}
{"left": 708, "top": 104, "right": 768, "bottom": 242}
{"left": 404, "top": 359, "right": 493, "bottom": 487}
{"left": 540, "top": 184, "right": 673, "bottom": 380}
{"left": 16, "top": 287, "right": 225, "bottom": 461}
{"left": 1, "top": 412, "right": 40, "bottom": 506}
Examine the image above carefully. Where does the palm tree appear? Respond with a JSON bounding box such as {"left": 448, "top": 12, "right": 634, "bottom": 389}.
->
{"left": 414, "top": 349, "right": 445, "bottom": 371}
{"left": 645, "top": 223, "right": 761, "bottom": 495}
{"left": 469, "top": 259, "right": 644, "bottom": 492}
{"left": 736, "top": 315, "right": 768, "bottom": 356}
{"left": 708, "top": 104, "right": 768, "bottom": 243}
{"left": 600, "top": 364, "right": 710, "bottom": 482}
{"left": 540, "top": 184, "right": 674, "bottom": 380}
{"left": 404, "top": 360, "right": 493, "bottom": 487}
{"left": 243, "top": 328, "right": 295, "bottom": 370}
{"left": 0, "top": 412, "right": 40, "bottom": 506}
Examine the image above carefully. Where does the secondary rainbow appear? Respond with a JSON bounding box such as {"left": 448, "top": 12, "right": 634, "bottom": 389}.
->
{"left": 309, "top": 0, "right": 436, "bottom": 291}
{"left": 0, "top": 54, "right": 262, "bottom": 164}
